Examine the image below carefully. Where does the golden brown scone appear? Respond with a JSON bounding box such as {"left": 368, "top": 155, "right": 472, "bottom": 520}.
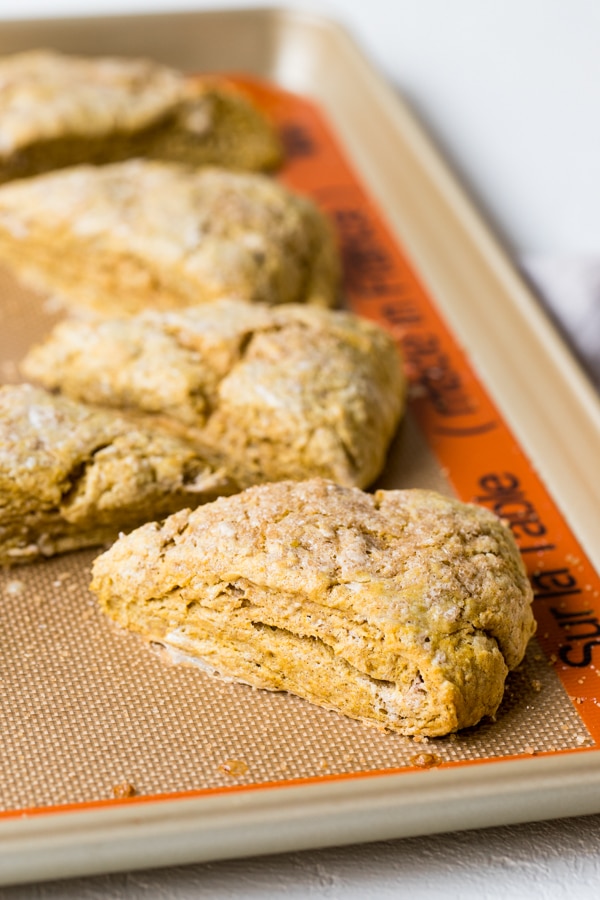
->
{"left": 23, "top": 301, "right": 405, "bottom": 489}
{"left": 0, "top": 384, "right": 236, "bottom": 566}
{"left": 90, "top": 479, "right": 536, "bottom": 737}
{"left": 0, "top": 50, "right": 282, "bottom": 182}
{"left": 0, "top": 160, "right": 339, "bottom": 314}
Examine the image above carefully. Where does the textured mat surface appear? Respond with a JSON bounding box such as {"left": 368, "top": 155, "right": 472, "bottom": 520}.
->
{"left": 0, "top": 268, "right": 591, "bottom": 812}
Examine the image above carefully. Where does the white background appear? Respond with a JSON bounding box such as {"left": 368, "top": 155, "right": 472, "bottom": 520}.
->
{"left": 1, "top": 2, "right": 600, "bottom": 897}
{"left": 3, "top": 0, "right": 600, "bottom": 255}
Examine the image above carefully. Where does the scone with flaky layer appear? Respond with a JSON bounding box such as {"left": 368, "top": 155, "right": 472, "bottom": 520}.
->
{"left": 91, "top": 479, "right": 536, "bottom": 737}
{"left": 0, "top": 160, "right": 339, "bottom": 314}
{"left": 0, "top": 50, "right": 282, "bottom": 182}
{"left": 0, "top": 384, "right": 236, "bottom": 565}
{"left": 23, "top": 300, "right": 404, "bottom": 489}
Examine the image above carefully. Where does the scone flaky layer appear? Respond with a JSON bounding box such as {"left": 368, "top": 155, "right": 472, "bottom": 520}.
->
{"left": 91, "top": 479, "right": 535, "bottom": 737}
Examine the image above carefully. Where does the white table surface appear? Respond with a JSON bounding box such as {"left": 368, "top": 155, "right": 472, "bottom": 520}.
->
{"left": 1, "top": 2, "right": 600, "bottom": 897}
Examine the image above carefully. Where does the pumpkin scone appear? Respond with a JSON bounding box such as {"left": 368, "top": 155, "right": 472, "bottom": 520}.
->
{"left": 0, "top": 160, "right": 338, "bottom": 313}
{"left": 90, "top": 479, "right": 536, "bottom": 737}
{"left": 23, "top": 301, "right": 404, "bottom": 489}
{"left": 0, "top": 49, "right": 282, "bottom": 182}
{"left": 0, "top": 384, "right": 236, "bottom": 566}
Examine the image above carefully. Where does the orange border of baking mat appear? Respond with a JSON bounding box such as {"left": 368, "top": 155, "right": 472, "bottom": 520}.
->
{"left": 3, "top": 746, "right": 598, "bottom": 822}
{"left": 237, "top": 75, "right": 600, "bottom": 742}
{"left": 2, "top": 77, "right": 599, "bottom": 822}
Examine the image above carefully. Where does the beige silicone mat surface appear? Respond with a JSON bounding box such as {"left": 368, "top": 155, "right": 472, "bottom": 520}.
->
{"left": 0, "top": 268, "right": 593, "bottom": 813}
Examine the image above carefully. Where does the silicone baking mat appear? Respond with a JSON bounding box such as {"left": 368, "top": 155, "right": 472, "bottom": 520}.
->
{"left": 1, "top": 77, "right": 599, "bottom": 817}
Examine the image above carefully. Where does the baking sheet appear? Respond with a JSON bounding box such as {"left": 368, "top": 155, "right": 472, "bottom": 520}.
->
{"left": 1, "top": 6, "right": 600, "bottom": 886}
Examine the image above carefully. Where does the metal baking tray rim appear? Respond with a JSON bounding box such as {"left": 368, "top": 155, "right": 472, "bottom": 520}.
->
{"left": 1, "top": 4, "right": 600, "bottom": 884}
{"left": 3, "top": 753, "right": 600, "bottom": 884}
